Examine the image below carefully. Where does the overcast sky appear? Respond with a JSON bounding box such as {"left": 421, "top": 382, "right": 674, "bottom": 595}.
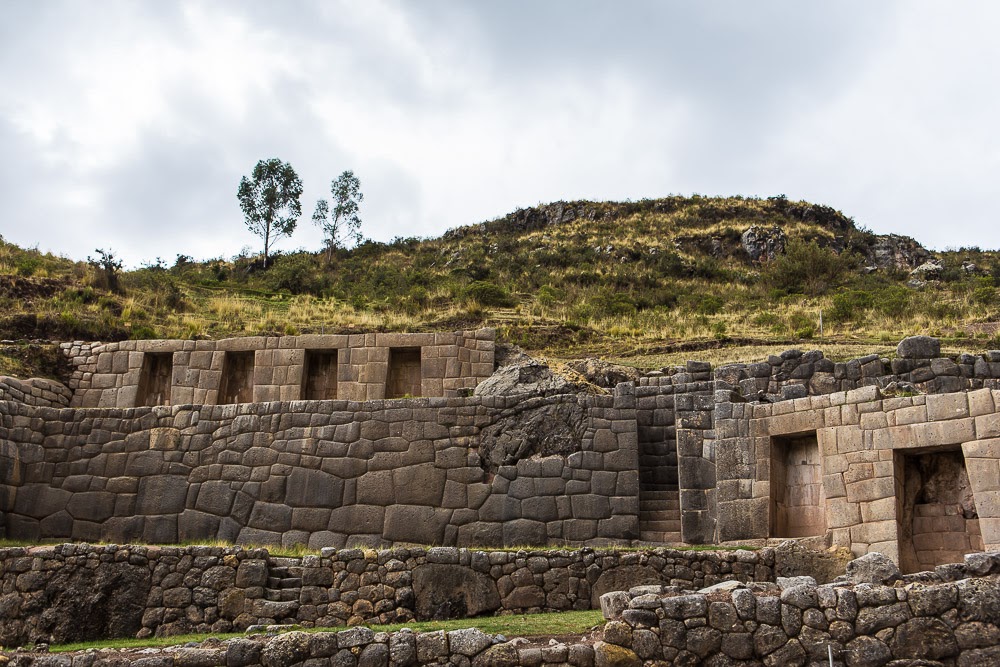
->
{"left": 2, "top": 1, "right": 998, "bottom": 266}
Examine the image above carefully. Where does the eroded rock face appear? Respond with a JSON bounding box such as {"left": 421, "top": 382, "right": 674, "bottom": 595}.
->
{"left": 25, "top": 562, "right": 149, "bottom": 644}
{"left": 844, "top": 552, "right": 901, "bottom": 586}
{"left": 565, "top": 358, "right": 640, "bottom": 389}
{"left": 477, "top": 396, "right": 587, "bottom": 473}
{"left": 741, "top": 225, "right": 786, "bottom": 263}
{"left": 865, "top": 234, "right": 931, "bottom": 271}
{"left": 473, "top": 361, "right": 582, "bottom": 398}
{"left": 897, "top": 335, "right": 941, "bottom": 360}
{"left": 411, "top": 564, "right": 501, "bottom": 620}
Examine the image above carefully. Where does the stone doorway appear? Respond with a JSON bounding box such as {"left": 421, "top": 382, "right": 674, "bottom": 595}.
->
{"left": 897, "top": 449, "right": 983, "bottom": 573}
{"left": 219, "top": 351, "right": 255, "bottom": 404}
{"left": 770, "top": 432, "right": 826, "bottom": 538}
{"left": 136, "top": 352, "right": 172, "bottom": 406}
{"left": 386, "top": 347, "right": 421, "bottom": 398}
{"left": 303, "top": 350, "right": 338, "bottom": 400}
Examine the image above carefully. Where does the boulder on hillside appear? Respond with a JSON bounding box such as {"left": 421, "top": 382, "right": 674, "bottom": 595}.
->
{"left": 565, "top": 358, "right": 640, "bottom": 389}
{"left": 865, "top": 234, "right": 932, "bottom": 271}
{"left": 473, "top": 361, "right": 583, "bottom": 397}
{"left": 741, "top": 225, "right": 786, "bottom": 263}
{"left": 909, "top": 260, "right": 944, "bottom": 280}
{"left": 897, "top": 336, "right": 941, "bottom": 360}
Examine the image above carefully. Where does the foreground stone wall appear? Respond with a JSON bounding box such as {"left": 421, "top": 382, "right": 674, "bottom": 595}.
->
{"left": 598, "top": 551, "right": 1000, "bottom": 666}
{"left": 0, "top": 390, "right": 638, "bottom": 548}
{"left": 63, "top": 330, "right": 495, "bottom": 408}
{"left": 0, "top": 543, "right": 774, "bottom": 646}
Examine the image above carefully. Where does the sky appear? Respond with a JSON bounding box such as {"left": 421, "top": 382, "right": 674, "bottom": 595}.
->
{"left": 1, "top": 1, "right": 998, "bottom": 266}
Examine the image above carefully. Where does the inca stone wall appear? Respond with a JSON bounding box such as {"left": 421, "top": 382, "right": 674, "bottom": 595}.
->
{"left": 597, "top": 551, "right": 1000, "bottom": 666}
{"left": 0, "top": 376, "right": 71, "bottom": 408}
{"left": 0, "top": 543, "right": 774, "bottom": 645}
{"left": 5, "top": 332, "right": 1000, "bottom": 571}
{"left": 0, "top": 390, "right": 638, "bottom": 548}
{"left": 63, "top": 329, "right": 495, "bottom": 408}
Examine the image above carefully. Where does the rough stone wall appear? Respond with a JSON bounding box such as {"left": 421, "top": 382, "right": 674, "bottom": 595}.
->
{"left": 598, "top": 551, "right": 1000, "bottom": 666}
{"left": 2, "top": 627, "right": 589, "bottom": 667}
{"left": 715, "top": 385, "right": 1000, "bottom": 568}
{"left": 0, "top": 543, "right": 774, "bottom": 645}
{"left": 0, "top": 376, "right": 71, "bottom": 408}
{"left": 0, "top": 389, "right": 637, "bottom": 548}
{"left": 62, "top": 330, "right": 495, "bottom": 409}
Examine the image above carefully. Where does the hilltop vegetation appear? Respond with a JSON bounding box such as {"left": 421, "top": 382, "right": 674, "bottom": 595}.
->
{"left": 2, "top": 195, "right": 999, "bottom": 378}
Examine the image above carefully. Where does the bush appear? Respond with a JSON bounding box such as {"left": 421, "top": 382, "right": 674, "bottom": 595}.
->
{"left": 465, "top": 281, "right": 515, "bottom": 307}
{"left": 829, "top": 289, "right": 875, "bottom": 322}
{"left": 265, "top": 253, "right": 326, "bottom": 294}
{"left": 536, "top": 285, "right": 565, "bottom": 307}
{"left": 760, "top": 238, "right": 858, "bottom": 295}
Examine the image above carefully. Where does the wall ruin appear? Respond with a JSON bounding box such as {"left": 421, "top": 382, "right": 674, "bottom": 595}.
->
{"left": 3, "top": 332, "right": 1000, "bottom": 570}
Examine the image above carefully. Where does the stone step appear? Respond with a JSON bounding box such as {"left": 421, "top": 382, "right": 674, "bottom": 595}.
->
{"left": 264, "top": 589, "right": 299, "bottom": 602}
{"left": 640, "top": 499, "right": 680, "bottom": 512}
{"left": 267, "top": 577, "right": 302, "bottom": 589}
{"left": 639, "top": 519, "right": 681, "bottom": 532}
{"left": 639, "top": 531, "right": 683, "bottom": 544}
{"left": 640, "top": 489, "right": 680, "bottom": 498}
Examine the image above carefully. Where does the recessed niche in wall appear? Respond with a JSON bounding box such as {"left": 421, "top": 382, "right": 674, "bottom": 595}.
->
{"left": 136, "top": 352, "right": 173, "bottom": 407}
{"left": 303, "top": 350, "right": 338, "bottom": 400}
{"left": 897, "top": 449, "right": 982, "bottom": 574}
{"left": 770, "top": 432, "right": 826, "bottom": 538}
{"left": 386, "top": 347, "right": 422, "bottom": 398}
{"left": 219, "top": 351, "right": 255, "bottom": 404}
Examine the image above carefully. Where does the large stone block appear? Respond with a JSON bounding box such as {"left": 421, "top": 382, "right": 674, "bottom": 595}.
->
{"left": 382, "top": 505, "right": 450, "bottom": 543}
{"left": 136, "top": 475, "right": 189, "bottom": 515}
{"left": 898, "top": 336, "right": 941, "bottom": 359}
{"left": 285, "top": 468, "right": 344, "bottom": 507}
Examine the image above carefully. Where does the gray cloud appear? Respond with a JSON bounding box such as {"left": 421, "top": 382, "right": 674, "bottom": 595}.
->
{"left": 0, "top": 1, "right": 997, "bottom": 265}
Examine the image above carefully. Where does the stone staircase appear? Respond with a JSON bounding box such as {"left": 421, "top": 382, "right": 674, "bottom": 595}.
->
{"left": 638, "top": 431, "right": 682, "bottom": 543}
{"left": 265, "top": 557, "right": 303, "bottom": 603}
{"left": 639, "top": 488, "right": 682, "bottom": 543}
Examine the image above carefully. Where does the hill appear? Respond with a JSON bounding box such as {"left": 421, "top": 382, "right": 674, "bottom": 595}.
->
{"left": 1, "top": 195, "right": 998, "bottom": 379}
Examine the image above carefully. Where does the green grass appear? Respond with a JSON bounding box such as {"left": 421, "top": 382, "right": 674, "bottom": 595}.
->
{"left": 2, "top": 196, "right": 998, "bottom": 378}
{"left": 50, "top": 610, "right": 605, "bottom": 653}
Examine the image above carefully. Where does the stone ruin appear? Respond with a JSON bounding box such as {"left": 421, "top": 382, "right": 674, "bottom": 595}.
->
{"left": 1, "top": 330, "right": 1000, "bottom": 575}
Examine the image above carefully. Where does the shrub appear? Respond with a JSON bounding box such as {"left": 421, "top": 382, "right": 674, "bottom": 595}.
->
{"left": 760, "top": 238, "right": 858, "bottom": 295}
{"left": 465, "top": 281, "right": 516, "bottom": 307}
{"left": 829, "top": 289, "right": 875, "bottom": 322}
{"left": 536, "top": 285, "right": 565, "bottom": 307}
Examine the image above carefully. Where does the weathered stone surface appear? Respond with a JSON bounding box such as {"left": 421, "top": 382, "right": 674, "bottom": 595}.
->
{"left": 897, "top": 336, "right": 941, "bottom": 360}
{"left": 845, "top": 553, "right": 901, "bottom": 586}
{"left": 411, "top": 564, "right": 501, "bottom": 620}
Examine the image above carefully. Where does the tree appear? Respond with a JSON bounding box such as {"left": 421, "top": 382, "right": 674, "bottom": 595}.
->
{"left": 88, "top": 248, "right": 123, "bottom": 293}
{"left": 313, "top": 170, "right": 363, "bottom": 260}
{"left": 237, "top": 158, "right": 303, "bottom": 268}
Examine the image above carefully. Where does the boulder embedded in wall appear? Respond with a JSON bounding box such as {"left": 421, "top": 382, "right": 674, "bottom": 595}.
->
{"left": 565, "top": 358, "right": 640, "bottom": 389}
{"left": 477, "top": 397, "right": 587, "bottom": 473}
{"left": 590, "top": 565, "right": 666, "bottom": 607}
{"left": 897, "top": 336, "right": 941, "bottom": 360}
{"left": 741, "top": 225, "right": 786, "bottom": 263}
{"left": 411, "top": 564, "right": 501, "bottom": 620}
{"left": 844, "top": 552, "right": 901, "bottom": 585}
{"left": 474, "top": 360, "right": 582, "bottom": 397}
{"left": 19, "top": 561, "right": 150, "bottom": 645}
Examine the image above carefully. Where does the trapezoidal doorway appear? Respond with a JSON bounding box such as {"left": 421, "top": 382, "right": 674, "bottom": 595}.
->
{"left": 386, "top": 347, "right": 421, "bottom": 399}
{"left": 770, "top": 432, "right": 826, "bottom": 538}
{"left": 897, "top": 449, "right": 983, "bottom": 574}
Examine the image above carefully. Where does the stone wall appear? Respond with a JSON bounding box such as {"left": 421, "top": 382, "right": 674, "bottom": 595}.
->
{"left": 62, "top": 330, "right": 495, "bottom": 408}
{"left": 0, "top": 376, "right": 71, "bottom": 408}
{"left": 596, "top": 551, "right": 1000, "bottom": 666}
{"left": 0, "top": 543, "right": 775, "bottom": 646}
{"left": 715, "top": 384, "right": 1000, "bottom": 570}
{"left": 0, "top": 389, "right": 638, "bottom": 548}
{"left": 1, "top": 627, "right": 589, "bottom": 667}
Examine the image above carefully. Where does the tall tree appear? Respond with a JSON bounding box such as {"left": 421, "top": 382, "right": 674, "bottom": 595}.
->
{"left": 313, "top": 170, "right": 363, "bottom": 260}
{"left": 237, "top": 158, "right": 303, "bottom": 268}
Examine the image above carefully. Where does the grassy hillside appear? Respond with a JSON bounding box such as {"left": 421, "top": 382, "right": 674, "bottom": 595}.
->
{"left": 2, "top": 195, "right": 999, "bottom": 379}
